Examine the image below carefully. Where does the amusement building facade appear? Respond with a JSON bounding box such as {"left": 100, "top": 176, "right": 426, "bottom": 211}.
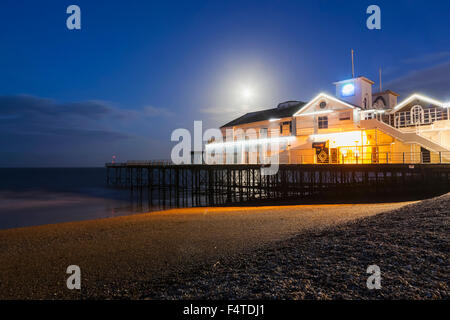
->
{"left": 206, "top": 76, "right": 450, "bottom": 164}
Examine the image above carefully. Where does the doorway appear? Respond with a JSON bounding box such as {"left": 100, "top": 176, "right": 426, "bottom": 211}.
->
{"left": 421, "top": 147, "right": 430, "bottom": 163}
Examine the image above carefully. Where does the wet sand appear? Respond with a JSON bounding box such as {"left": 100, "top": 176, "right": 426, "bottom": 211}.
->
{"left": 0, "top": 191, "right": 132, "bottom": 230}
{"left": 0, "top": 201, "right": 414, "bottom": 299}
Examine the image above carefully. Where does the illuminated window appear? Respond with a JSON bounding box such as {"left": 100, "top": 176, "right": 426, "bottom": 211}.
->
{"left": 281, "top": 121, "right": 291, "bottom": 136}
{"left": 318, "top": 116, "right": 328, "bottom": 129}
{"left": 341, "top": 83, "right": 355, "bottom": 97}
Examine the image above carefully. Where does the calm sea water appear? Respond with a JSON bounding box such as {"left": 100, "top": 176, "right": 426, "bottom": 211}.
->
{"left": 0, "top": 168, "right": 163, "bottom": 230}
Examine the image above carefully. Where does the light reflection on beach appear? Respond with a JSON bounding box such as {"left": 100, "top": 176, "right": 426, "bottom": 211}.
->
{"left": 0, "top": 168, "right": 168, "bottom": 230}
{"left": 0, "top": 190, "right": 136, "bottom": 229}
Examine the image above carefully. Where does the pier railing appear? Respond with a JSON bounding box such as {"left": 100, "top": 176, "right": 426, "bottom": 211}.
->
{"left": 106, "top": 151, "right": 450, "bottom": 167}
{"left": 107, "top": 160, "right": 173, "bottom": 167}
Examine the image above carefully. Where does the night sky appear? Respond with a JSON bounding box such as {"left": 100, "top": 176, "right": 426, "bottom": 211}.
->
{"left": 0, "top": 0, "right": 449, "bottom": 166}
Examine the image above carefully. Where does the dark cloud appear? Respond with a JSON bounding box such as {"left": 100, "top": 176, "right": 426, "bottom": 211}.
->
{"left": 37, "top": 128, "right": 131, "bottom": 140}
{"left": 402, "top": 51, "right": 450, "bottom": 65}
{"left": 0, "top": 95, "right": 128, "bottom": 139}
{"left": 141, "top": 105, "right": 175, "bottom": 117}
{"left": 0, "top": 95, "right": 114, "bottom": 119}
{"left": 0, "top": 95, "right": 172, "bottom": 166}
{"left": 58, "top": 101, "right": 114, "bottom": 119}
{"left": 384, "top": 61, "right": 450, "bottom": 100}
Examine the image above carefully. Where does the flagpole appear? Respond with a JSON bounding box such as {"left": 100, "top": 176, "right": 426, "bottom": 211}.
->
{"left": 351, "top": 49, "right": 355, "bottom": 78}
{"left": 379, "top": 68, "right": 382, "bottom": 92}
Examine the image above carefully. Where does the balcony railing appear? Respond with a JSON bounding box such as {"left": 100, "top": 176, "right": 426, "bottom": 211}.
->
{"left": 387, "top": 107, "right": 449, "bottom": 128}
{"left": 290, "top": 151, "right": 450, "bottom": 165}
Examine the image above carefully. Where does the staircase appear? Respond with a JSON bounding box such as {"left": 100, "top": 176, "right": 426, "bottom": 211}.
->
{"left": 360, "top": 119, "right": 449, "bottom": 153}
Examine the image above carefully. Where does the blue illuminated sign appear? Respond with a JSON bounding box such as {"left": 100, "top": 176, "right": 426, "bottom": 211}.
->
{"left": 341, "top": 83, "right": 355, "bottom": 97}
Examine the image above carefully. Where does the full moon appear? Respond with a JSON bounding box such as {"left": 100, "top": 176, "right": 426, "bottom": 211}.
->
{"left": 241, "top": 87, "right": 254, "bottom": 100}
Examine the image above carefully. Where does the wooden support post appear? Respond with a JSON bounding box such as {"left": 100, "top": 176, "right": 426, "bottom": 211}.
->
{"left": 175, "top": 168, "right": 180, "bottom": 207}
{"left": 162, "top": 168, "right": 166, "bottom": 207}
{"left": 208, "top": 168, "right": 214, "bottom": 205}
{"left": 189, "top": 168, "right": 193, "bottom": 206}
{"left": 226, "top": 168, "right": 231, "bottom": 202}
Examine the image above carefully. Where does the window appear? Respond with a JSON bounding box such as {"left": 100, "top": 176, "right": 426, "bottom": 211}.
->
{"left": 318, "top": 116, "right": 328, "bottom": 129}
{"left": 365, "top": 112, "right": 374, "bottom": 120}
{"left": 259, "top": 128, "right": 268, "bottom": 137}
{"left": 341, "top": 83, "right": 355, "bottom": 97}
{"left": 339, "top": 111, "right": 351, "bottom": 121}
{"left": 281, "top": 121, "right": 291, "bottom": 136}
{"left": 410, "top": 105, "right": 424, "bottom": 125}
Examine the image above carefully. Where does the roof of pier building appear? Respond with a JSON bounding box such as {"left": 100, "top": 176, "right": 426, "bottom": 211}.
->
{"left": 220, "top": 101, "right": 306, "bottom": 128}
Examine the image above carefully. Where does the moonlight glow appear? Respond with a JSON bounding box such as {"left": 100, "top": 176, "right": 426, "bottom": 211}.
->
{"left": 241, "top": 87, "right": 254, "bottom": 100}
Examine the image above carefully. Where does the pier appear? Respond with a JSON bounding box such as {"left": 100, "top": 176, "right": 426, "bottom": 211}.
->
{"left": 106, "top": 163, "right": 450, "bottom": 206}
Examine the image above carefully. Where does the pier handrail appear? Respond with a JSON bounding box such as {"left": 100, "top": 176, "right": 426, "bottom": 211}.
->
{"left": 106, "top": 151, "right": 450, "bottom": 167}
{"left": 106, "top": 160, "right": 173, "bottom": 167}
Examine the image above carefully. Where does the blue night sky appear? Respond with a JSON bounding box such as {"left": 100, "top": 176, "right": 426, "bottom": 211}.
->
{"left": 0, "top": 0, "right": 449, "bottom": 166}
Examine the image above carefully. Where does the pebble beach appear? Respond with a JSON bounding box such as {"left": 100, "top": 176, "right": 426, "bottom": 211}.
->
{"left": 0, "top": 195, "right": 447, "bottom": 299}
{"left": 145, "top": 194, "right": 450, "bottom": 299}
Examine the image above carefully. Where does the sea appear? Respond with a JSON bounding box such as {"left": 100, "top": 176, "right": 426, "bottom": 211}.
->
{"left": 0, "top": 168, "right": 165, "bottom": 230}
